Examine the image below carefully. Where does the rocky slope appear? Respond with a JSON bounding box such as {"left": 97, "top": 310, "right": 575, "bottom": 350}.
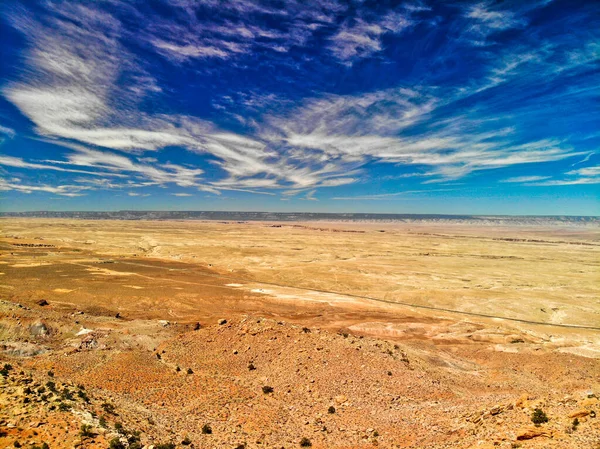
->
{"left": 1, "top": 299, "right": 598, "bottom": 449}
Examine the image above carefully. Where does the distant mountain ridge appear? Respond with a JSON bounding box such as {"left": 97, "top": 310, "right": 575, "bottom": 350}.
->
{"left": 0, "top": 210, "right": 598, "bottom": 225}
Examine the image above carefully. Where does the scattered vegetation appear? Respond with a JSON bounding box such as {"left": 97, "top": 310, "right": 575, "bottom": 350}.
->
{"left": 154, "top": 443, "right": 176, "bottom": 449}
{"left": 302, "top": 327, "right": 311, "bottom": 333}
{"left": 248, "top": 362, "right": 256, "bottom": 371}
{"left": 114, "top": 422, "right": 124, "bottom": 434}
{"left": 101, "top": 402, "right": 117, "bottom": 415}
{"left": 31, "top": 444, "right": 49, "bottom": 449}
{"left": 531, "top": 408, "right": 549, "bottom": 425}
{"left": 262, "top": 385, "right": 274, "bottom": 394}
{"left": 77, "top": 389, "right": 90, "bottom": 402}
{"left": 327, "top": 406, "right": 336, "bottom": 414}
{"left": 299, "top": 437, "right": 312, "bottom": 447}
{"left": 99, "top": 416, "right": 108, "bottom": 428}
{"left": 572, "top": 417, "right": 580, "bottom": 431}
{"left": 80, "top": 424, "right": 94, "bottom": 438}
{"left": 108, "top": 438, "right": 125, "bottom": 449}
{"left": 186, "top": 368, "right": 193, "bottom": 374}
{"left": 201, "top": 423, "right": 212, "bottom": 434}
{"left": 57, "top": 402, "right": 71, "bottom": 411}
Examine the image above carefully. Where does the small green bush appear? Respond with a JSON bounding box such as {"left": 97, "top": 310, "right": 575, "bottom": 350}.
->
{"left": 299, "top": 437, "right": 312, "bottom": 447}
{"left": 154, "top": 443, "right": 175, "bottom": 449}
{"left": 531, "top": 408, "right": 549, "bottom": 425}
{"left": 108, "top": 438, "right": 125, "bottom": 449}
{"left": 80, "top": 424, "right": 94, "bottom": 437}
{"left": 201, "top": 423, "right": 212, "bottom": 434}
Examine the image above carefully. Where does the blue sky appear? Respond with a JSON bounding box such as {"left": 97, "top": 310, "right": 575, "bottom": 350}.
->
{"left": 0, "top": 0, "right": 598, "bottom": 215}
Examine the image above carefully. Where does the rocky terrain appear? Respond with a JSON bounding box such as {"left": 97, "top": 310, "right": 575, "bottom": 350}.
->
{"left": 0, "top": 218, "right": 599, "bottom": 448}
{"left": 1, "top": 298, "right": 599, "bottom": 449}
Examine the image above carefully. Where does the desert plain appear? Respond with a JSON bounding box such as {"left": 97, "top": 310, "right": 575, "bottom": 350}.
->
{"left": 0, "top": 217, "right": 599, "bottom": 448}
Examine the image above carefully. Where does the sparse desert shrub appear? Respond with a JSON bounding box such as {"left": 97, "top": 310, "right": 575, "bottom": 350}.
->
{"left": 108, "top": 438, "right": 125, "bottom": 449}
{"left": 262, "top": 386, "right": 273, "bottom": 394}
{"left": 13, "top": 441, "right": 21, "bottom": 448}
{"left": 61, "top": 388, "right": 74, "bottom": 401}
{"left": 201, "top": 423, "right": 212, "bottom": 434}
{"left": 99, "top": 416, "right": 107, "bottom": 428}
{"left": 101, "top": 402, "right": 116, "bottom": 414}
{"left": 80, "top": 424, "right": 94, "bottom": 437}
{"left": 77, "top": 389, "right": 90, "bottom": 402}
{"left": 3, "top": 363, "right": 12, "bottom": 371}
{"left": 176, "top": 366, "right": 181, "bottom": 372}
{"left": 42, "top": 444, "right": 49, "bottom": 449}
{"left": 154, "top": 443, "right": 175, "bottom": 449}
{"left": 181, "top": 436, "right": 192, "bottom": 445}
{"left": 531, "top": 408, "right": 549, "bottom": 425}
{"left": 299, "top": 437, "right": 312, "bottom": 447}
{"left": 114, "top": 422, "right": 124, "bottom": 434}
{"left": 302, "top": 327, "right": 311, "bottom": 333}
{"left": 47, "top": 370, "right": 54, "bottom": 377}
{"left": 248, "top": 363, "right": 256, "bottom": 371}
{"left": 46, "top": 381, "right": 56, "bottom": 392}
{"left": 327, "top": 406, "right": 336, "bottom": 414}
{"left": 373, "top": 430, "right": 379, "bottom": 437}
{"left": 572, "top": 417, "right": 580, "bottom": 430}
{"left": 187, "top": 368, "right": 193, "bottom": 374}
{"left": 129, "top": 443, "right": 142, "bottom": 449}
{"left": 127, "top": 430, "right": 141, "bottom": 445}
{"left": 58, "top": 402, "right": 71, "bottom": 411}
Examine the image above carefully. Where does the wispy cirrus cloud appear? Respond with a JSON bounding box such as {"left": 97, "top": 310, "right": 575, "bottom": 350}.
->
{"left": 526, "top": 165, "right": 600, "bottom": 186}
{"left": 0, "top": 0, "right": 598, "bottom": 207}
{"left": 501, "top": 175, "right": 551, "bottom": 183}
{"left": 0, "top": 178, "right": 92, "bottom": 196}
{"left": 328, "top": 11, "right": 413, "bottom": 65}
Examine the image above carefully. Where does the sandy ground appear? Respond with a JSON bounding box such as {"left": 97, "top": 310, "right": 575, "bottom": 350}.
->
{"left": 0, "top": 218, "right": 599, "bottom": 448}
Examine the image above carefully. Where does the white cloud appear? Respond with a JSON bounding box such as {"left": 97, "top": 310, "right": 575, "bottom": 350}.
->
{"left": 501, "top": 175, "right": 551, "bottom": 183}
{"left": 0, "top": 155, "right": 127, "bottom": 177}
{"left": 172, "top": 193, "right": 193, "bottom": 196}
{"left": 328, "top": 12, "right": 412, "bottom": 64}
{"left": 0, "top": 178, "right": 92, "bottom": 196}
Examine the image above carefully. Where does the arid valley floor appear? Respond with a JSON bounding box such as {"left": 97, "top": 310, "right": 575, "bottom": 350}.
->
{"left": 0, "top": 218, "right": 599, "bottom": 448}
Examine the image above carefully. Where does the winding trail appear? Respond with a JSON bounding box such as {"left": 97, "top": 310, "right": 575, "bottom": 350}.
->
{"left": 92, "top": 259, "right": 600, "bottom": 331}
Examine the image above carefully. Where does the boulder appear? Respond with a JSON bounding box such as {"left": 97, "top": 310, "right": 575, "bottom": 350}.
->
{"left": 568, "top": 409, "right": 590, "bottom": 419}
{"left": 516, "top": 427, "right": 550, "bottom": 440}
{"left": 29, "top": 322, "right": 49, "bottom": 337}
